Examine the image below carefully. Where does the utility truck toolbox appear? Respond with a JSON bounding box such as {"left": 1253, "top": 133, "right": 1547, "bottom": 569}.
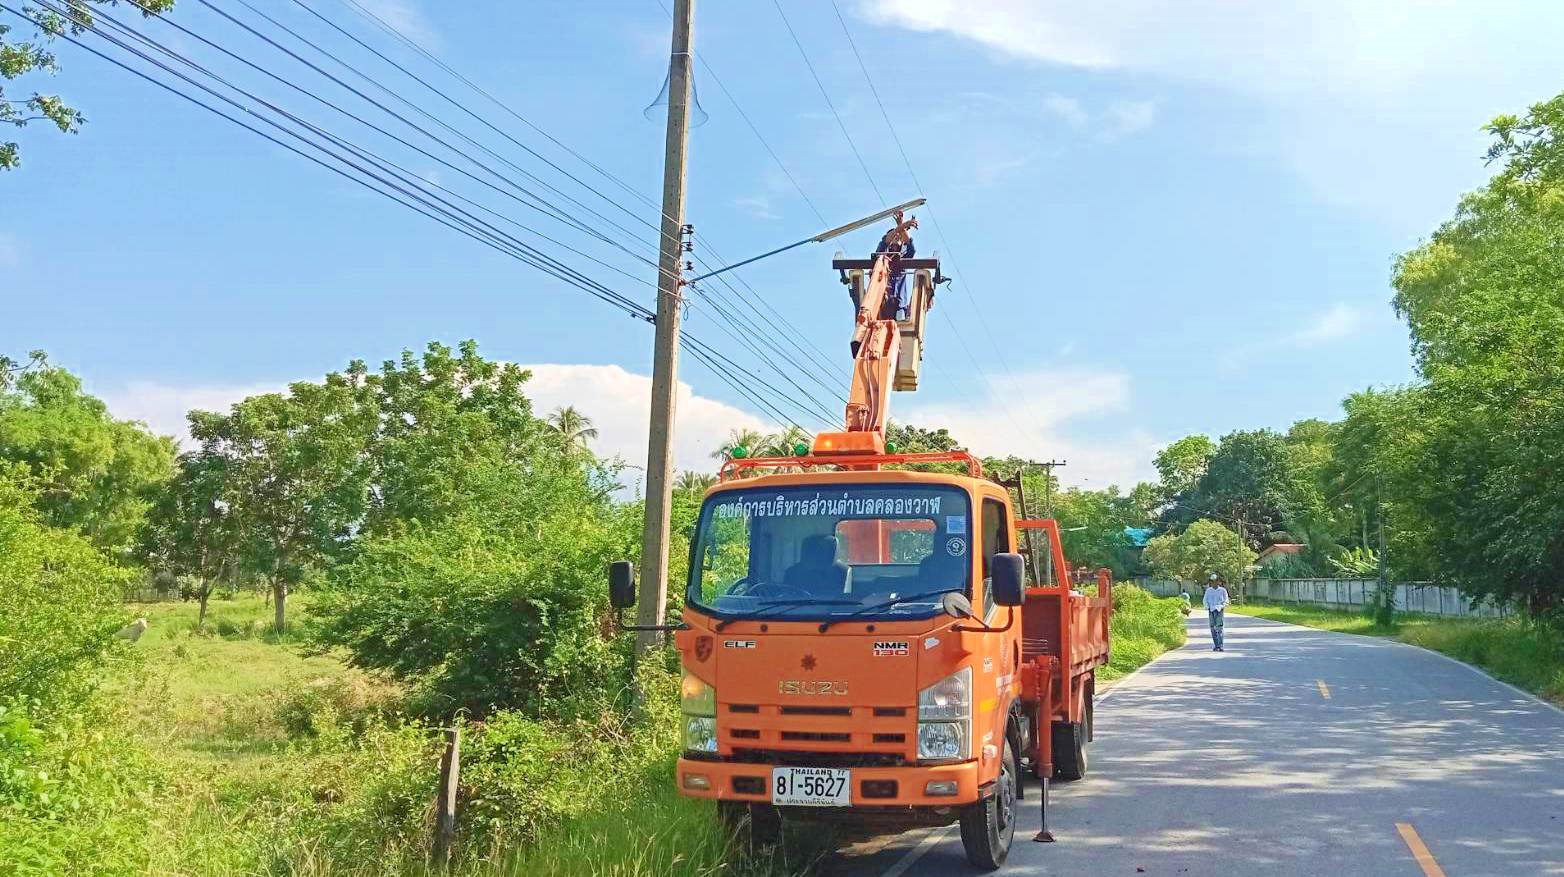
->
{"left": 608, "top": 209, "right": 1110, "bottom": 871}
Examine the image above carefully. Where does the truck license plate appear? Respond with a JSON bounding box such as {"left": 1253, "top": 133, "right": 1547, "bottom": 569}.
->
{"left": 771, "top": 767, "right": 851, "bottom": 807}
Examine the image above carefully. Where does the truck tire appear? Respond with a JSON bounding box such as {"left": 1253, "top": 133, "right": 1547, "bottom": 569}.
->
{"left": 959, "top": 732, "right": 1017, "bottom": 870}
{"left": 1052, "top": 720, "right": 1088, "bottom": 781}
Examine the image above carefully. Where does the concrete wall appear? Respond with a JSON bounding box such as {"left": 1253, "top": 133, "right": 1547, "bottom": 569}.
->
{"left": 1132, "top": 576, "right": 1508, "bottom": 618}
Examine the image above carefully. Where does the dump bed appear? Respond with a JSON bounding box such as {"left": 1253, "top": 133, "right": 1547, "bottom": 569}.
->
{"left": 1016, "top": 518, "right": 1111, "bottom": 727}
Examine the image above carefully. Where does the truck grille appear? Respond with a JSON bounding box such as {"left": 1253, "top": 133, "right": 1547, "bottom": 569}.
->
{"left": 719, "top": 703, "right": 912, "bottom": 761}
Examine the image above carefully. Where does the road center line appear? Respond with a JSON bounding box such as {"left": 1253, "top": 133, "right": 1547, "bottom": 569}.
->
{"left": 1316, "top": 679, "right": 1331, "bottom": 699}
{"left": 1396, "top": 822, "right": 1448, "bottom": 877}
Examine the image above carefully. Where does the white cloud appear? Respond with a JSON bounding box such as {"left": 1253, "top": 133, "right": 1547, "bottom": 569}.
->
{"left": 355, "top": 0, "right": 440, "bottom": 48}
{"left": 1292, "top": 303, "right": 1366, "bottom": 346}
{"left": 1042, "top": 94, "right": 1087, "bottom": 129}
{"left": 901, "top": 368, "right": 1160, "bottom": 489}
{"left": 0, "top": 232, "right": 19, "bottom": 268}
{"left": 516, "top": 363, "right": 772, "bottom": 478}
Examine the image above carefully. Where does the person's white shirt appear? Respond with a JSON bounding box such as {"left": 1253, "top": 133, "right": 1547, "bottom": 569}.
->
{"left": 1203, "top": 585, "right": 1230, "bottom": 611}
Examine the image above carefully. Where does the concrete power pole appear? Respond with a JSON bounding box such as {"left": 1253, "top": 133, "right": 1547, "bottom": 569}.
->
{"left": 1036, "top": 459, "right": 1066, "bottom": 585}
{"left": 637, "top": 0, "right": 695, "bottom": 655}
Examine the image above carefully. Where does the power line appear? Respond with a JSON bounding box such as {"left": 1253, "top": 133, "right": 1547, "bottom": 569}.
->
{"left": 315, "top": 0, "right": 846, "bottom": 411}
{"left": 768, "top": 0, "right": 885, "bottom": 206}
{"left": 197, "top": 0, "right": 840, "bottom": 425}
{"left": 10, "top": 1, "right": 825, "bottom": 434}
{"left": 284, "top": 0, "right": 843, "bottom": 420}
{"left": 823, "top": 0, "right": 1038, "bottom": 447}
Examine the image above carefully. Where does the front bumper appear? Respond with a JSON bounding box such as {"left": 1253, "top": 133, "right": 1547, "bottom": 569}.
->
{"left": 676, "top": 757, "right": 982, "bottom": 808}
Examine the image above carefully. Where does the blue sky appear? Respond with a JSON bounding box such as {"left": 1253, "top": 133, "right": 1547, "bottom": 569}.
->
{"left": 5, "top": 0, "right": 1562, "bottom": 487}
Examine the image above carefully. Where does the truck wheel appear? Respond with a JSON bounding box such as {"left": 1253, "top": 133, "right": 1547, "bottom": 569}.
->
{"left": 1052, "top": 720, "right": 1088, "bottom": 781}
{"left": 959, "top": 733, "right": 1017, "bottom": 870}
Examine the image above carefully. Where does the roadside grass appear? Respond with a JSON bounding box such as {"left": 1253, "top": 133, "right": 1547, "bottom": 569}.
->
{"left": 1100, "top": 585, "right": 1187, "bottom": 683}
{"left": 1231, "top": 601, "right": 1564, "bottom": 707}
{"left": 82, "top": 595, "right": 804, "bottom": 877}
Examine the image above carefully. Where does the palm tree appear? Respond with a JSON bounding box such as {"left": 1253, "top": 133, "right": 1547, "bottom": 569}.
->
{"left": 675, "top": 470, "right": 717, "bottom": 493}
{"left": 549, "top": 405, "right": 598, "bottom": 449}
{"left": 762, "top": 425, "right": 810, "bottom": 458}
{"left": 711, "top": 428, "right": 766, "bottom": 462}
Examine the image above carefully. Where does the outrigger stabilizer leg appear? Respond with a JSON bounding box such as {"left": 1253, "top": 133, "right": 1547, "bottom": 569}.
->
{"left": 1032, "top": 776, "right": 1055, "bottom": 843}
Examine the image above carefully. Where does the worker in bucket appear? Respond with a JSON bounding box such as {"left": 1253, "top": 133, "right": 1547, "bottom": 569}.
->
{"left": 1203, "top": 573, "right": 1230, "bottom": 651}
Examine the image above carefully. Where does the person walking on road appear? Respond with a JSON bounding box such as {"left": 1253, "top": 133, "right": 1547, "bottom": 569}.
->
{"left": 1203, "top": 574, "right": 1230, "bottom": 651}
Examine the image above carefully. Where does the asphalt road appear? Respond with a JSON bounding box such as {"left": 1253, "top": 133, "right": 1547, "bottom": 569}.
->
{"left": 833, "top": 610, "right": 1564, "bottom": 877}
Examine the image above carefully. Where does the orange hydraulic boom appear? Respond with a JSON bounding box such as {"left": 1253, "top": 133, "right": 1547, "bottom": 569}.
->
{"left": 813, "top": 209, "right": 939, "bottom": 457}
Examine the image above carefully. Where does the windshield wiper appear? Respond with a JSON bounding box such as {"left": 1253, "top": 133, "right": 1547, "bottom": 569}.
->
{"left": 817, "top": 588, "right": 961, "bottom": 632}
{"left": 713, "top": 598, "right": 856, "bottom": 631}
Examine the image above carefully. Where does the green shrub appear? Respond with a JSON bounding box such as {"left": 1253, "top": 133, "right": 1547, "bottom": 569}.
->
{"left": 1103, "top": 584, "right": 1186, "bottom": 681}
{"left": 310, "top": 461, "right": 641, "bottom": 718}
{"left": 0, "top": 701, "right": 158, "bottom": 877}
{"left": 0, "top": 468, "right": 134, "bottom": 714}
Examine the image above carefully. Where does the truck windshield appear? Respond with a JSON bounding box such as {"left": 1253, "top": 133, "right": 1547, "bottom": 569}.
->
{"left": 687, "top": 484, "right": 972, "bottom": 622}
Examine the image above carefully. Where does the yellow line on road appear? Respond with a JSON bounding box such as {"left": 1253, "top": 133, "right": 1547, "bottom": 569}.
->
{"left": 1396, "top": 822, "right": 1448, "bottom": 877}
{"left": 1316, "top": 679, "right": 1331, "bottom": 699}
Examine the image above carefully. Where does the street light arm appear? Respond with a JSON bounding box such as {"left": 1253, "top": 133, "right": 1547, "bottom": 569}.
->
{"left": 684, "top": 198, "right": 926, "bottom": 284}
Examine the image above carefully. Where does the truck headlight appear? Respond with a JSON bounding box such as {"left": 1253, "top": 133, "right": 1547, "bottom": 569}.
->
{"left": 917, "top": 721, "right": 966, "bottom": 760}
{"left": 684, "top": 715, "right": 717, "bottom": 752}
{"left": 918, "top": 667, "right": 971, "bottom": 720}
{"left": 918, "top": 668, "right": 971, "bottom": 760}
{"left": 681, "top": 671, "right": 715, "bottom": 717}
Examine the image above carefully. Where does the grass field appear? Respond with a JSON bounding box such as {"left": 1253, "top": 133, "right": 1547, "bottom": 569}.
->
{"left": 1230, "top": 601, "right": 1564, "bottom": 707}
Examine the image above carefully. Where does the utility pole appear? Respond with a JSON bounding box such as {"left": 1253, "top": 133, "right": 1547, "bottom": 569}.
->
{"left": 1035, "top": 459, "right": 1066, "bottom": 584}
{"left": 636, "top": 0, "right": 696, "bottom": 655}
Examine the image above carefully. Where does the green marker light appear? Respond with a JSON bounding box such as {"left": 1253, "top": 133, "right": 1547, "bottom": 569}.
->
{"left": 794, "top": 442, "right": 809, "bottom": 456}
{"left": 885, "top": 441, "right": 898, "bottom": 454}
{"left": 730, "top": 446, "right": 749, "bottom": 459}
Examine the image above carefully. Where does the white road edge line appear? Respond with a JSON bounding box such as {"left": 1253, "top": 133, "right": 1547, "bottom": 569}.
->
{"left": 879, "top": 826, "right": 952, "bottom": 877}
{"left": 872, "top": 628, "right": 1198, "bottom": 877}
{"left": 1235, "top": 612, "right": 1564, "bottom": 720}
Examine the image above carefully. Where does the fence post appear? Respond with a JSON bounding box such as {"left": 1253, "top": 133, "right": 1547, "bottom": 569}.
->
{"left": 434, "top": 726, "right": 461, "bottom": 867}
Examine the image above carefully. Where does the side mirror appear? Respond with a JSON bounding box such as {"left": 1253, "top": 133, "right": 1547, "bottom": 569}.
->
{"left": 608, "top": 560, "right": 636, "bottom": 610}
{"left": 990, "top": 553, "right": 1027, "bottom": 607}
{"left": 941, "top": 591, "right": 975, "bottom": 619}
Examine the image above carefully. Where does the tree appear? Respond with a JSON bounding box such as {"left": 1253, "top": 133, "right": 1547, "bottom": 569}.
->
{"left": 189, "top": 376, "right": 373, "bottom": 633}
{"left": 1, "top": 0, "right": 173, "bottom": 170}
{"left": 1390, "top": 91, "right": 1564, "bottom": 616}
{"left": 1052, "top": 486, "right": 1149, "bottom": 578}
{"left": 141, "top": 448, "right": 239, "bottom": 630}
{"left": 1153, "top": 434, "right": 1215, "bottom": 506}
{"left": 366, "top": 342, "right": 546, "bottom": 534}
{"left": 0, "top": 352, "right": 174, "bottom": 559}
{"left": 1164, "top": 430, "right": 1292, "bottom": 549}
{"left": 886, "top": 421, "right": 960, "bottom": 453}
{"left": 1143, "top": 519, "right": 1256, "bottom": 596}
{"left": 548, "top": 405, "right": 598, "bottom": 450}
{"left": 674, "top": 470, "right": 716, "bottom": 494}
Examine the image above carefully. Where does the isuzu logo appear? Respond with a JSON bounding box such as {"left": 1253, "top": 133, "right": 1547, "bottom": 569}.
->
{"left": 779, "top": 680, "right": 849, "bottom": 696}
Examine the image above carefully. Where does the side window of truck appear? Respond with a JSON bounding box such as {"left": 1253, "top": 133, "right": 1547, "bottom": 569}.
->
{"left": 981, "top": 497, "right": 1009, "bottom": 616}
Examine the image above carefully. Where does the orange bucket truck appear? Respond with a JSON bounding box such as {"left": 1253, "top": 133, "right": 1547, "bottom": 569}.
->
{"left": 608, "top": 210, "right": 1110, "bottom": 869}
